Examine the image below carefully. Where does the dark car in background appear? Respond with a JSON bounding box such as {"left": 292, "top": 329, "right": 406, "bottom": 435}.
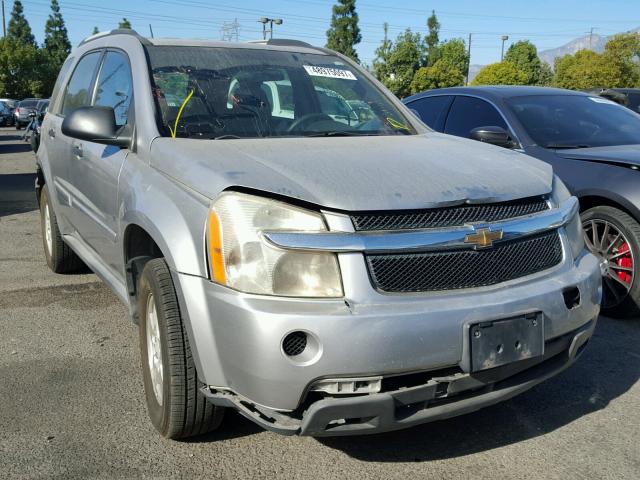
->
{"left": 0, "top": 99, "right": 17, "bottom": 126}
{"left": 586, "top": 88, "right": 640, "bottom": 114}
{"left": 14, "top": 98, "right": 41, "bottom": 129}
{"left": 404, "top": 86, "right": 640, "bottom": 317}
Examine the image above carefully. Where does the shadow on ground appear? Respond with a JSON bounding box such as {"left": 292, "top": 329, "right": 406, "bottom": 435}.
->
{"left": 316, "top": 316, "right": 639, "bottom": 461}
{"left": 0, "top": 173, "right": 37, "bottom": 217}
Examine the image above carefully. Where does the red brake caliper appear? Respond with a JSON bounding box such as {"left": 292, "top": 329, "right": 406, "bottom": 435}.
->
{"left": 616, "top": 242, "right": 633, "bottom": 285}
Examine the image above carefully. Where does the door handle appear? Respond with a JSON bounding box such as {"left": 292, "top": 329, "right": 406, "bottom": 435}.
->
{"left": 48, "top": 128, "right": 56, "bottom": 138}
{"left": 72, "top": 143, "right": 83, "bottom": 158}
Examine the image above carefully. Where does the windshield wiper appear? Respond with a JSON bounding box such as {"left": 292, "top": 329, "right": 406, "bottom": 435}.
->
{"left": 303, "top": 131, "right": 377, "bottom": 137}
{"left": 545, "top": 143, "right": 591, "bottom": 149}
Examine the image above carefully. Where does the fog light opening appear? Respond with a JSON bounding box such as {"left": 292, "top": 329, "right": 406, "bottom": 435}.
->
{"left": 563, "top": 286, "right": 581, "bottom": 310}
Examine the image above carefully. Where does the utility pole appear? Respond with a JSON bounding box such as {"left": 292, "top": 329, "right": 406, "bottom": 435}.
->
{"left": 148, "top": 24, "right": 154, "bottom": 38}
{"left": 2, "top": 0, "right": 6, "bottom": 38}
{"left": 501, "top": 35, "right": 509, "bottom": 61}
{"left": 465, "top": 33, "right": 472, "bottom": 86}
{"left": 587, "top": 27, "right": 597, "bottom": 49}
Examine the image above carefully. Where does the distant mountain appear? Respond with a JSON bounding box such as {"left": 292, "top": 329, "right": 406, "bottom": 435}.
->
{"left": 538, "top": 27, "right": 640, "bottom": 66}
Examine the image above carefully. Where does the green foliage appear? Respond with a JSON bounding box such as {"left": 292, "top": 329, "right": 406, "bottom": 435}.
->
{"left": 0, "top": 37, "right": 43, "bottom": 98}
{"left": 603, "top": 33, "right": 640, "bottom": 87}
{"left": 425, "top": 10, "right": 440, "bottom": 66}
{"left": 326, "top": 0, "right": 362, "bottom": 62}
{"left": 43, "top": 0, "right": 71, "bottom": 94}
{"left": 471, "top": 61, "right": 528, "bottom": 86}
{"left": 410, "top": 60, "right": 463, "bottom": 93}
{"left": 372, "top": 23, "right": 393, "bottom": 83}
{"left": 538, "top": 62, "right": 554, "bottom": 86}
{"left": 375, "top": 28, "right": 424, "bottom": 98}
{"left": 438, "top": 38, "right": 469, "bottom": 77}
{"left": 554, "top": 50, "right": 623, "bottom": 89}
{"left": 118, "top": 18, "right": 132, "bottom": 29}
{"left": 8, "top": 0, "right": 36, "bottom": 47}
{"left": 504, "top": 40, "right": 542, "bottom": 85}
{"left": 92, "top": 26, "right": 99, "bottom": 35}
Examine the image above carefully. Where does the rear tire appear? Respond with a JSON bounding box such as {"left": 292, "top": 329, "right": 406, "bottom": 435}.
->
{"left": 582, "top": 206, "right": 640, "bottom": 318}
{"left": 138, "top": 258, "right": 224, "bottom": 439}
{"left": 39, "top": 184, "right": 85, "bottom": 273}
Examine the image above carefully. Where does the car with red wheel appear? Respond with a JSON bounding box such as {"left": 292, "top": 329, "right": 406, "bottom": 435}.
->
{"left": 405, "top": 86, "right": 640, "bottom": 318}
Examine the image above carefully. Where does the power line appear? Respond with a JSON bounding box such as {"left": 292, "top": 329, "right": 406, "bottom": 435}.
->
{"left": 221, "top": 18, "right": 240, "bottom": 42}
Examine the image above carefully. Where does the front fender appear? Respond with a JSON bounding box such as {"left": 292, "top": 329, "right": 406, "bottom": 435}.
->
{"left": 118, "top": 157, "right": 211, "bottom": 277}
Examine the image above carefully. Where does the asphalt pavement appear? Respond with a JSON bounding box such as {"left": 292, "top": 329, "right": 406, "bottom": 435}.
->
{"left": 0, "top": 127, "right": 638, "bottom": 479}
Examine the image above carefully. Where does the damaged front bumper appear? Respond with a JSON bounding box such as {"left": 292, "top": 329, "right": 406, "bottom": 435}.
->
{"left": 202, "top": 318, "right": 595, "bottom": 436}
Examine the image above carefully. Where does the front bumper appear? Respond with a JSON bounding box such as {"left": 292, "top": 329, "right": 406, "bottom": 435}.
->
{"left": 201, "top": 317, "right": 595, "bottom": 436}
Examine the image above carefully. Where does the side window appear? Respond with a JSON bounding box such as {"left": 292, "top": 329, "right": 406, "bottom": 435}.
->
{"left": 61, "top": 51, "right": 102, "bottom": 116}
{"left": 50, "top": 56, "right": 74, "bottom": 113}
{"left": 406, "top": 96, "right": 453, "bottom": 131}
{"left": 444, "top": 96, "right": 507, "bottom": 138}
{"left": 94, "top": 51, "right": 133, "bottom": 127}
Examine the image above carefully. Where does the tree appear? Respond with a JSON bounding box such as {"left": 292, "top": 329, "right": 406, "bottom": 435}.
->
{"left": 538, "top": 62, "right": 554, "bottom": 86}
{"left": 410, "top": 60, "right": 463, "bottom": 93}
{"left": 375, "top": 28, "right": 423, "bottom": 98}
{"left": 118, "top": 18, "right": 132, "bottom": 29}
{"left": 425, "top": 10, "right": 440, "bottom": 66}
{"left": 43, "top": 0, "right": 71, "bottom": 70}
{"left": 504, "top": 40, "right": 542, "bottom": 85}
{"left": 438, "top": 38, "right": 469, "bottom": 77}
{"left": 471, "top": 61, "right": 528, "bottom": 86}
{"left": 7, "top": 0, "right": 36, "bottom": 47}
{"left": 603, "top": 33, "right": 640, "bottom": 87}
{"left": 326, "top": 0, "right": 361, "bottom": 62}
{"left": 554, "top": 50, "right": 624, "bottom": 89}
{"left": 0, "top": 37, "right": 42, "bottom": 98}
{"left": 92, "top": 26, "right": 99, "bottom": 35}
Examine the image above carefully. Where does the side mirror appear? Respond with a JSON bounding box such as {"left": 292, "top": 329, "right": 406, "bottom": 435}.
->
{"left": 61, "top": 106, "right": 130, "bottom": 148}
{"left": 470, "top": 126, "right": 516, "bottom": 148}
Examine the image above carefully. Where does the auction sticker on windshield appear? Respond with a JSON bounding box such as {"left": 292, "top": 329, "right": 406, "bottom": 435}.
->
{"left": 303, "top": 65, "right": 357, "bottom": 80}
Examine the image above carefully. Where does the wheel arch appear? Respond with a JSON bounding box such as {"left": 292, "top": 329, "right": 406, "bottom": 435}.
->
{"left": 576, "top": 189, "right": 640, "bottom": 223}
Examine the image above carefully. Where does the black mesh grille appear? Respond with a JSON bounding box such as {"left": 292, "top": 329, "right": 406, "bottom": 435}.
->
{"left": 282, "top": 331, "right": 307, "bottom": 356}
{"left": 366, "top": 231, "right": 563, "bottom": 293}
{"left": 351, "top": 197, "right": 549, "bottom": 231}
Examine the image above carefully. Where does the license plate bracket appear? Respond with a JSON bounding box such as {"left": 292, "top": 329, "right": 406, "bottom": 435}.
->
{"left": 470, "top": 313, "right": 544, "bottom": 372}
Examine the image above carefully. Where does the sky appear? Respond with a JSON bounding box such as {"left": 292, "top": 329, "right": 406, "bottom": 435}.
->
{"left": 8, "top": 0, "right": 640, "bottom": 66}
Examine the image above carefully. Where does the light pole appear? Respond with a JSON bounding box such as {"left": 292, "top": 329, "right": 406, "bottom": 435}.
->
{"left": 501, "top": 35, "right": 509, "bottom": 61}
{"left": 258, "top": 17, "right": 283, "bottom": 40}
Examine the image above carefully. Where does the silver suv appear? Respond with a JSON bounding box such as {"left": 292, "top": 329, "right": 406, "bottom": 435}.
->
{"left": 37, "top": 30, "right": 602, "bottom": 438}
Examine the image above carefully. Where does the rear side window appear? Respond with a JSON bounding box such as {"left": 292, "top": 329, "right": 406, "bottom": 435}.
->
{"left": 406, "top": 95, "right": 453, "bottom": 131}
{"left": 61, "top": 51, "right": 102, "bottom": 116}
{"left": 444, "top": 96, "right": 507, "bottom": 138}
{"left": 94, "top": 51, "right": 133, "bottom": 127}
{"left": 50, "top": 56, "right": 74, "bottom": 113}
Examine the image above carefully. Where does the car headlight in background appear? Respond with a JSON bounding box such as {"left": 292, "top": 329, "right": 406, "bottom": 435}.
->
{"left": 550, "top": 174, "right": 585, "bottom": 261}
{"left": 208, "top": 192, "right": 343, "bottom": 297}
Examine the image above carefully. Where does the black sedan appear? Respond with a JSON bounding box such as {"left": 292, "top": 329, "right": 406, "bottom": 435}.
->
{"left": 404, "top": 86, "right": 640, "bottom": 318}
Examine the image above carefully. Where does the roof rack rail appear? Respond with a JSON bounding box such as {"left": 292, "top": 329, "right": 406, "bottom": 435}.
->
{"left": 78, "top": 29, "right": 150, "bottom": 47}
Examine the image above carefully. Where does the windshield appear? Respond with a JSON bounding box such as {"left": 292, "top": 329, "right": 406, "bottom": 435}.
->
{"left": 19, "top": 100, "right": 37, "bottom": 108}
{"left": 145, "top": 45, "right": 415, "bottom": 139}
{"left": 508, "top": 95, "right": 640, "bottom": 148}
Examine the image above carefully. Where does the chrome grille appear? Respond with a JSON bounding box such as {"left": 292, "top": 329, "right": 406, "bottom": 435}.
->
{"left": 366, "top": 231, "right": 562, "bottom": 293}
{"left": 351, "top": 197, "right": 549, "bottom": 231}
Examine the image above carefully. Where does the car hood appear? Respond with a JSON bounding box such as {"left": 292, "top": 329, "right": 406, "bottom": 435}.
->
{"left": 149, "top": 132, "right": 553, "bottom": 212}
{"left": 556, "top": 144, "right": 640, "bottom": 167}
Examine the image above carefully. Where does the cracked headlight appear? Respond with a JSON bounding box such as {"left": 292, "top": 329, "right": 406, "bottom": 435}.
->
{"left": 551, "top": 175, "right": 585, "bottom": 261}
{"left": 207, "top": 192, "right": 343, "bottom": 297}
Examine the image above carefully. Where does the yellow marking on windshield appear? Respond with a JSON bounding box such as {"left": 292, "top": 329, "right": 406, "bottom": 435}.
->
{"left": 170, "top": 89, "right": 195, "bottom": 138}
{"left": 386, "top": 117, "right": 410, "bottom": 131}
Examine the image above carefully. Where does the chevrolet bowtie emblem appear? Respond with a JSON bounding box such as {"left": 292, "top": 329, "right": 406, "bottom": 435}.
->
{"left": 464, "top": 228, "right": 504, "bottom": 248}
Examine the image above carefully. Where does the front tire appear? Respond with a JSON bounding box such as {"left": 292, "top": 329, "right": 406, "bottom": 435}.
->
{"left": 582, "top": 206, "right": 640, "bottom": 318}
{"left": 138, "top": 258, "right": 224, "bottom": 439}
{"left": 39, "top": 185, "right": 85, "bottom": 273}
